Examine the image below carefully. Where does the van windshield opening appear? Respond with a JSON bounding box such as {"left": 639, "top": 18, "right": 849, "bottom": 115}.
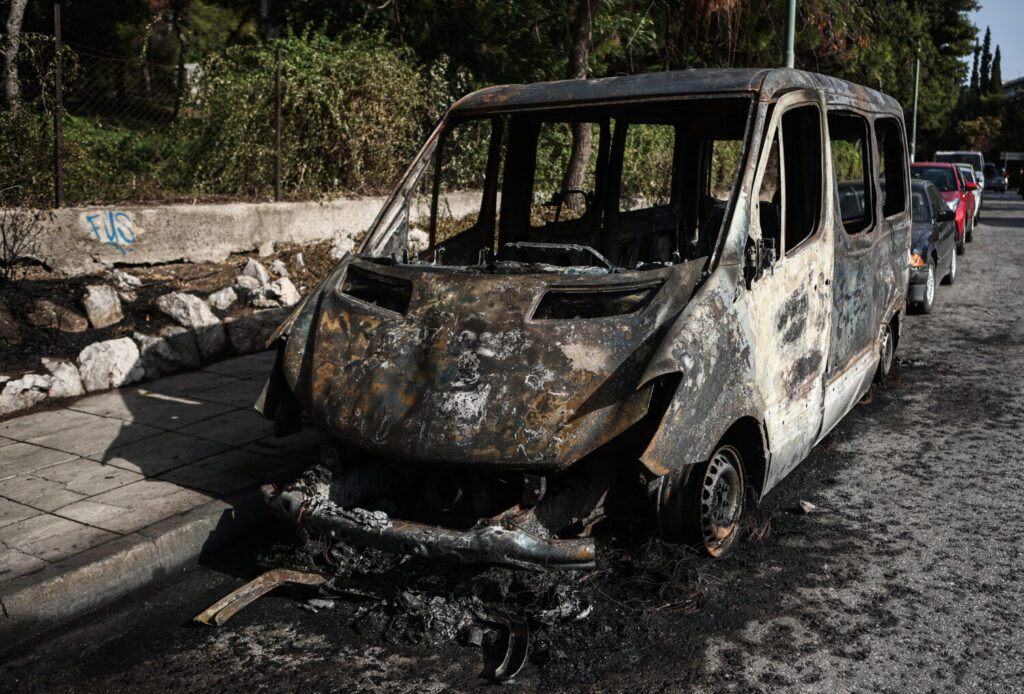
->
{"left": 408, "top": 97, "right": 753, "bottom": 272}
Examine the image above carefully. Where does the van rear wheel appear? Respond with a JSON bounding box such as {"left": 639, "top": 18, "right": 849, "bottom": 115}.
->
{"left": 875, "top": 321, "right": 895, "bottom": 383}
{"left": 658, "top": 445, "right": 746, "bottom": 558}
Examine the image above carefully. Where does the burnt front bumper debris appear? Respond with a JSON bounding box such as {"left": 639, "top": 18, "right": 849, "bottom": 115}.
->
{"left": 261, "top": 483, "right": 597, "bottom": 571}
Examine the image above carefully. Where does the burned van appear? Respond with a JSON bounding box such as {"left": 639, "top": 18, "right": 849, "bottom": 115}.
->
{"left": 258, "top": 68, "right": 911, "bottom": 569}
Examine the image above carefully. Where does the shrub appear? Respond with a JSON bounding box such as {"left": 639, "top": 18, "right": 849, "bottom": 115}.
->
{"left": 168, "top": 31, "right": 431, "bottom": 198}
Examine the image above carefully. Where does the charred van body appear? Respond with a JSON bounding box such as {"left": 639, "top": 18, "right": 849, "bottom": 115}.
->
{"left": 258, "top": 68, "right": 911, "bottom": 570}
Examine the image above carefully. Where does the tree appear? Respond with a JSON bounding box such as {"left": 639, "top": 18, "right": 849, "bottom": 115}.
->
{"left": 561, "top": 0, "right": 595, "bottom": 208}
{"left": 980, "top": 26, "right": 991, "bottom": 92}
{"left": 970, "top": 42, "right": 979, "bottom": 92}
{"left": 3, "top": 0, "right": 28, "bottom": 111}
{"left": 991, "top": 46, "right": 1002, "bottom": 94}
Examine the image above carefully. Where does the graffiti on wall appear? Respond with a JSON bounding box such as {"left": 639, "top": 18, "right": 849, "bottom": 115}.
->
{"left": 85, "top": 211, "right": 136, "bottom": 255}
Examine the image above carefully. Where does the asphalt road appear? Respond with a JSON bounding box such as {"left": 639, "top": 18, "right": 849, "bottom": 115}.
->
{"left": 4, "top": 192, "right": 1024, "bottom": 693}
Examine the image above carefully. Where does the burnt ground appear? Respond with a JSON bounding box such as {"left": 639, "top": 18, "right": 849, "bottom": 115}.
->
{"left": 4, "top": 193, "right": 1024, "bottom": 693}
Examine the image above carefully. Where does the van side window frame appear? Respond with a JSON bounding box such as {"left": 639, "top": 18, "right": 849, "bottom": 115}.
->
{"left": 827, "top": 110, "right": 876, "bottom": 236}
{"left": 874, "top": 116, "right": 908, "bottom": 220}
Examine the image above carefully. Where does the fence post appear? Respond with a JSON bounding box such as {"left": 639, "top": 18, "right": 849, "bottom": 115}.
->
{"left": 53, "top": 2, "right": 64, "bottom": 209}
{"left": 274, "top": 48, "right": 281, "bottom": 202}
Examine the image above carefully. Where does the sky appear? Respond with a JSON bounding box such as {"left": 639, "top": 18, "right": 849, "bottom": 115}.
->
{"left": 969, "top": 0, "right": 1024, "bottom": 82}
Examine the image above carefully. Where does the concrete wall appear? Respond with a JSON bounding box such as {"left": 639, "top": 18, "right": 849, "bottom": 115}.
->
{"left": 35, "top": 192, "right": 487, "bottom": 276}
{"left": 36, "top": 198, "right": 387, "bottom": 276}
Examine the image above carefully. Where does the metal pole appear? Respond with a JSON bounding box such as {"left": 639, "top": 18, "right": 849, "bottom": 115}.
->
{"left": 53, "top": 2, "right": 64, "bottom": 208}
{"left": 784, "top": 0, "right": 796, "bottom": 68}
{"left": 911, "top": 54, "right": 920, "bottom": 163}
{"left": 274, "top": 48, "right": 281, "bottom": 202}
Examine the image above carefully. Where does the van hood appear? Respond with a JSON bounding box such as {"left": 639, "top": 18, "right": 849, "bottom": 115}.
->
{"left": 277, "top": 257, "right": 704, "bottom": 470}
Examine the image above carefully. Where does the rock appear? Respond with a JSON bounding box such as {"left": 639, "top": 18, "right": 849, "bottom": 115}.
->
{"left": 110, "top": 269, "right": 142, "bottom": 289}
{"left": 329, "top": 236, "right": 355, "bottom": 260}
{"left": 224, "top": 307, "right": 290, "bottom": 354}
{"left": 269, "top": 260, "right": 289, "bottom": 277}
{"left": 207, "top": 286, "right": 237, "bottom": 311}
{"left": 155, "top": 292, "right": 226, "bottom": 361}
{"left": 796, "top": 500, "right": 817, "bottom": 515}
{"left": 41, "top": 357, "right": 84, "bottom": 399}
{"left": 117, "top": 289, "right": 138, "bottom": 303}
{"left": 243, "top": 258, "right": 271, "bottom": 285}
{"left": 408, "top": 228, "right": 430, "bottom": 256}
{"left": 82, "top": 284, "right": 124, "bottom": 329}
{"left": 293, "top": 253, "right": 306, "bottom": 268}
{"left": 250, "top": 277, "right": 301, "bottom": 308}
{"left": 258, "top": 241, "right": 275, "bottom": 257}
{"left": 77, "top": 337, "right": 144, "bottom": 391}
{"left": 234, "top": 275, "right": 262, "bottom": 292}
{"left": 0, "top": 299, "right": 19, "bottom": 345}
{"left": 25, "top": 299, "right": 89, "bottom": 333}
{"left": 134, "top": 327, "right": 200, "bottom": 378}
{"left": 0, "top": 374, "right": 52, "bottom": 415}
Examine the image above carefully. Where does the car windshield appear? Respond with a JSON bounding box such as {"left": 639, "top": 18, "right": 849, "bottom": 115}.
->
{"left": 911, "top": 189, "right": 930, "bottom": 222}
{"left": 371, "top": 97, "right": 754, "bottom": 272}
{"left": 913, "top": 166, "right": 956, "bottom": 192}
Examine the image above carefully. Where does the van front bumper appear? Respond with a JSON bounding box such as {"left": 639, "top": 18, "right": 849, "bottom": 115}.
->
{"left": 261, "top": 483, "right": 597, "bottom": 571}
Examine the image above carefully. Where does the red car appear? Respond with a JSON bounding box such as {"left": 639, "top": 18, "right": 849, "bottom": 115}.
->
{"left": 911, "top": 162, "right": 977, "bottom": 254}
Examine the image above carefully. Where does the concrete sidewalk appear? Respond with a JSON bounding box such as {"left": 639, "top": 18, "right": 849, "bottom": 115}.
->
{"left": 0, "top": 350, "right": 319, "bottom": 647}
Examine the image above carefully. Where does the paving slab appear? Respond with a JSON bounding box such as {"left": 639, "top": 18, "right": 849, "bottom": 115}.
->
{"left": 0, "top": 549, "right": 48, "bottom": 582}
{"left": 25, "top": 417, "right": 163, "bottom": 458}
{"left": 89, "top": 430, "right": 231, "bottom": 476}
{"left": 144, "top": 370, "right": 241, "bottom": 396}
{"left": 68, "top": 388, "right": 236, "bottom": 429}
{"left": 54, "top": 479, "right": 213, "bottom": 535}
{"left": 0, "top": 409, "right": 106, "bottom": 442}
{"left": 189, "top": 377, "right": 264, "bottom": 409}
{"left": 0, "top": 442, "right": 80, "bottom": 481}
{"left": 201, "top": 350, "right": 275, "bottom": 379}
{"left": 157, "top": 449, "right": 293, "bottom": 495}
{"left": 176, "top": 408, "right": 276, "bottom": 447}
{"left": 0, "top": 474, "right": 86, "bottom": 512}
{"left": 35, "top": 458, "right": 144, "bottom": 497}
{"left": 1, "top": 514, "right": 118, "bottom": 562}
{"left": 0, "top": 496, "right": 42, "bottom": 528}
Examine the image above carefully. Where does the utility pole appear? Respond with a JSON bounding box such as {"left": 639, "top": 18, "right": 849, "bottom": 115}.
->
{"left": 784, "top": 0, "right": 796, "bottom": 68}
{"left": 911, "top": 52, "right": 920, "bottom": 163}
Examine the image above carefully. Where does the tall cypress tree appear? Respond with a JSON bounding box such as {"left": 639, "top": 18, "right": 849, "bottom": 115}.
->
{"left": 991, "top": 46, "right": 1003, "bottom": 93}
{"left": 971, "top": 42, "right": 980, "bottom": 92}
{"left": 980, "top": 27, "right": 992, "bottom": 92}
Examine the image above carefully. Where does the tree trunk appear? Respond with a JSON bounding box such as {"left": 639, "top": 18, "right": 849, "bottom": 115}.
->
{"left": 560, "top": 0, "right": 595, "bottom": 209}
{"left": 3, "top": 0, "right": 29, "bottom": 112}
{"left": 172, "top": 1, "right": 188, "bottom": 118}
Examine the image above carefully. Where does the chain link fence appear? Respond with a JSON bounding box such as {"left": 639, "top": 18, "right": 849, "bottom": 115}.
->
{"left": 1, "top": 27, "right": 444, "bottom": 209}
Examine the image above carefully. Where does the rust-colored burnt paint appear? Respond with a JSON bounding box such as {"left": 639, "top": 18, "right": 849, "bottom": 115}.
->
{"left": 281, "top": 258, "right": 705, "bottom": 471}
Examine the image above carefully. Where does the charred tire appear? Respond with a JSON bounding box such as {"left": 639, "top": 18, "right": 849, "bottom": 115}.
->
{"left": 658, "top": 445, "right": 746, "bottom": 558}
{"left": 875, "top": 321, "right": 895, "bottom": 383}
{"left": 967, "top": 217, "right": 975, "bottom": 242}
{"left": 942, "top": 250, "right": 956, "bottom": 285}
{"left": 956, "top": 233, "right": 965, "bottom": 255}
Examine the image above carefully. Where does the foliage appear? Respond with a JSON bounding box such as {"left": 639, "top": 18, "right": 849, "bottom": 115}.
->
{"left": 168, "top": 30, "right": 430, "bottom": 197}
{"left": 0, "top": 201, "right": 47, "bottom": 285}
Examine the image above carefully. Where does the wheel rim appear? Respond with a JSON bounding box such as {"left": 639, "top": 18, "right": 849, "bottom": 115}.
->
{"left": 879, "top": 324, "right": 894, "bottom": 376}
{"left": 699, "top": 446, "right": 744, "bottom": 556}
{"left": 925, "top": 265, "right": 935, "bottom": 305}
{"left": 950, "top": 252, "right": 956, "bottom": 279}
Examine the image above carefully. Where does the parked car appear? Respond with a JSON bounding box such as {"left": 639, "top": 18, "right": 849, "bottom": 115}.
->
{"left": 908, "top": 180, "right": 957, "bottom": 314}
{"left": 259, "top": 68, "right": 911, "bottom": 567}
{"left": 984, "top": 162, "right": 1008, "bottom": 192}
{"left": 934, "top": 150, "right": 985, "bottom": 194}
{"left": 956, "top": 163, "right": 982, "bottom": 221}
{"left": 911, "top": 162, "right": 974, "bottom": 253}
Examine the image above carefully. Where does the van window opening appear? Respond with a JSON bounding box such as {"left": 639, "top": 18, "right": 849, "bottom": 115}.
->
{"left": 410, "top": 97, "right": 753, "bottom": 271}
{"left": 875, "top": 117, "right": 907, "bottom": 217}
{"left": 828, "top": 111, "right": 875, "bottom": 235}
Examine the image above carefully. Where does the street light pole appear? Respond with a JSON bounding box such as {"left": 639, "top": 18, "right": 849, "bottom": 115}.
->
{"left": 911, "top": 53, "right": 920, "bottom": 162}
{"left": 784, "top": 0, "right": 796, "bottom": 68}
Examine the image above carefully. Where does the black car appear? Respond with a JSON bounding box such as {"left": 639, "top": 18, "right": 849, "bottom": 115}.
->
{"left": 984, "top": 162, "right": 1008, "bottom": 193}
{"left": 908, "top": 179, "right": 957, "bottom": 314}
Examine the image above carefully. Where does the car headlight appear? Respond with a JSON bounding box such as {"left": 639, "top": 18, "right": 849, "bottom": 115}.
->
{"left": 946, "top": 198, "right": 959, "bottom": 212}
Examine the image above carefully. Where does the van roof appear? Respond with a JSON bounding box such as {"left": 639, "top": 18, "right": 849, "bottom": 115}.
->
{"left": 450, "top": 67, "right": 902, "bottom": 117}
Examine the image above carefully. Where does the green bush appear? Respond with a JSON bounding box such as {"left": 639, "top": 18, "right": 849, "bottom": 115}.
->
{"left": 168, "top": 31, "right": 431, "bottom": 198}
